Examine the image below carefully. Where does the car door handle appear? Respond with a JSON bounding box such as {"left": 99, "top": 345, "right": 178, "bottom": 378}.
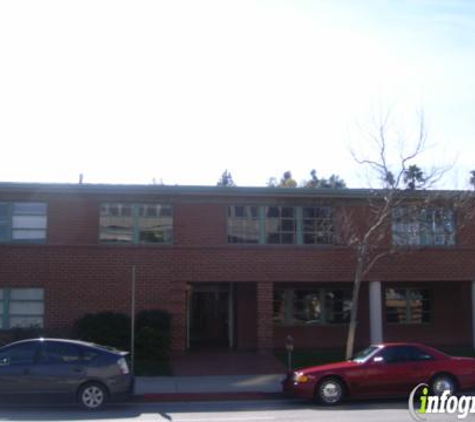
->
{"left": 73, "top": 367, "right": 84, "bottom": 373}
{"left": 23, "top": 368, "right": 30, "bottom": 375}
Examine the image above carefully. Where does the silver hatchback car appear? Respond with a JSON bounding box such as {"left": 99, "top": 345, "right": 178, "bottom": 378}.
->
{"left": 0, "top": 338, "right": 134, "bottom": 410}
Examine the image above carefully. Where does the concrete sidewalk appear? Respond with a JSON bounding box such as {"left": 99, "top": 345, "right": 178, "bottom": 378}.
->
{"left": 134, "top": 374, "right": 285, "bottom": 402}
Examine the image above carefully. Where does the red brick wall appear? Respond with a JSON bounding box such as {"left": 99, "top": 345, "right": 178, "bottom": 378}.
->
{"left": 48, "top": 196, "right": 99, "bottom": 244}
{"left": 257, "top": 282, "right": 274, "bottom": 351}
{"left": 236, "top": 283, "right": 257, "bottom": 350}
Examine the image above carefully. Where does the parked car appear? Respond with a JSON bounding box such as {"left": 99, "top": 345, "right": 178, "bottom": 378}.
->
{"left": 0, "top": 338, "right": 134, "bottom": 410}
{"left": 282, "top": 342, "right": 475, "bottom": 405}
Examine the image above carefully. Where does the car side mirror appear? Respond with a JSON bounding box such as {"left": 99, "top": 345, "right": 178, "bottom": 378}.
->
{"left": 0, "top": 357, "right": 10, "bottom": 367}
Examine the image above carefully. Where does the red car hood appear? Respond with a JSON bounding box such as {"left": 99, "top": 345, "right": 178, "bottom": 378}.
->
{"left": 298, "top": 360, "right": 360, "bottom": 375}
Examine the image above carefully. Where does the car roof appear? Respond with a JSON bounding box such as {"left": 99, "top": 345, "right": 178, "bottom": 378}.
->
{"left": 1, "top": 338, "right": 122, "bottom": 352}
{"left": 373, "top": 342, "right": 427, "bottom": 348}
{"left": 371, "top": 342, "right": 449, "bottom": 357}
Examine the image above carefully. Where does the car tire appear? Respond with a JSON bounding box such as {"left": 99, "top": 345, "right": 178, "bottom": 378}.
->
{"left": 430, "top": 374, "right": 457, "bottom": 396}
{"left": 316, "top": 377, "right": 345, "bottom": 405}
{"left": 78, "top": 382, "right": 108, "bottom": 411}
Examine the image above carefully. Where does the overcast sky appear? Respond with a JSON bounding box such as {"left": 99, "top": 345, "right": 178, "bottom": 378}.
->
{"left": 0, "top": 0, "right": 473, "bottom": 188}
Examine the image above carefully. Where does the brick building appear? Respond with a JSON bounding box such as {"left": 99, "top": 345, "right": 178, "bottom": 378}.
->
{"left": 0, "top": 182, "right": 474, "bottom": 353}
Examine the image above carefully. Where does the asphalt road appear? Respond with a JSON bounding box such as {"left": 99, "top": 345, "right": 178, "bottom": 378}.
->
{"left": 0, "top": 399, "right": 461, "bottom": 422}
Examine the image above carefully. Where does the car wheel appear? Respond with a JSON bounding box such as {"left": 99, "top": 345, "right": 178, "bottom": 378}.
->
{"left": 78, "top": 382, "right": 108, "bottom": 410}
{"left": 430, "top": 374, "right": 457, "bottom": 396}
{"left": 316, "top": 377, "right": 345, "bottom": 405}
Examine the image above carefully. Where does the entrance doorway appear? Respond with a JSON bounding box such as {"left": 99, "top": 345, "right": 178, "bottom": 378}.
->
{"left": 187, "top": 283, "right": 234, "bottom": 350}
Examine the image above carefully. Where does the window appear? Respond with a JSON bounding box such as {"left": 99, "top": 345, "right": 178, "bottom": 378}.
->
{"left": 385, "top": 288, "right": 431, "bottom": 324}
{"left": 0, "top": 288, "right": 45, "bottom": 329}
{"left": 227, "top": 206, "right": 259, "bottom": 244}
{"left": 0, "top": 342, "right": 39, "bottom": 365}
{"left": 100, "top": 203, "right": 173, "bottom": 244}
{"left": 302, "top": 206, "right": 333, "bottom": 244}
{"left": 41, "top": 342, "right": 81, "bottom": 364}
{"left": 0, "top": 202, "right": 47, "bottom": 243}
{"left": 293, "top": 290, "right": 321, "bottom": 324}
{"left": 377, "top": 346, "right": 408, "bottom": 364}
{"left": 392, "top": 207, "right": 455, "bottom": 246}
{"left": 352, "top": 346, "right": 379, "bottom": 362}
{"left": 227, "top": 205, "right": 334, "bottom": 245}
{"left": 266, "top": 206, "right": 296, "bottom": 244}
{"left": 273, "top": 288, "right": 352, "bottom": 325}
{"left": 377, "top": 346, "right": 434, "bottom": 364}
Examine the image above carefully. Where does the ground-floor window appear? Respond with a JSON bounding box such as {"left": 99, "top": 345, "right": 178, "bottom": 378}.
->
{"left": 0, "top": 288, "right": 44, "bottom": 329}
{"left": 273, "top": 287, "right": 352, "bottom": 325}
{"left": 385, "top": 288, "right": 431, "bottom": 324}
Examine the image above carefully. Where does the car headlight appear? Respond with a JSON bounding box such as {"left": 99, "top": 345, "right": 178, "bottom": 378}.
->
{"left": 293, "top": 372, "right": 310, "bottom": 383}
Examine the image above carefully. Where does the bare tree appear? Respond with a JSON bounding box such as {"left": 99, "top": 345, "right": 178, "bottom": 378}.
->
{"left": 344, "top": 111, "right": 449, "bottom": 360}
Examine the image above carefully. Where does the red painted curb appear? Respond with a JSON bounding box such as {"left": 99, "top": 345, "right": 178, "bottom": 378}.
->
{"left": 136, "top": 392, "right": 283, "bottom": 402}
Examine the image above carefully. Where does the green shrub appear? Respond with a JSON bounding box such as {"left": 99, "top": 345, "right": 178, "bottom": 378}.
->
{"left": 135, "top": 310, "right": 171, "bottom": 360}
{"left": 135, "top": 326, "right": 169, "bottom": 360}
{"left": 10, "top": 325, "right": 44, "bottom": 342}
{"left": 73, "top": 311, "right": 131, "bottom": 351}
{"left": 73, "top": 309, "right": 171, "bottom": 366}
{"left": 136, "top": 310, "right": 171, "bottom": 333}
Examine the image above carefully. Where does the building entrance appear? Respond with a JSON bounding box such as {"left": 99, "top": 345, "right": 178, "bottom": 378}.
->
{"left": 187, "top": 283, "right": 234, "bottom": 350}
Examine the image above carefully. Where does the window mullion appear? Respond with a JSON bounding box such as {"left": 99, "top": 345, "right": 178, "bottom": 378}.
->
{"left": 259, "top": 206, "right": 266, "bottom": 244}
{"left": 320, "top": 289, "right": 325, "bottom": 325}
{"left": 133, "top": 205, "right": 140, "bottom": 244}
{"left": 8, "top": 203, "right": 13, "bottom": 242}
{"left": 296, "top": 207, "right": 303, "bottom": 245}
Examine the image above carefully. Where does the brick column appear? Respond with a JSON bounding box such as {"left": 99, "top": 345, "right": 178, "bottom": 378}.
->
{"left": 257, "top": 281, "right": 274, "bottom": 352}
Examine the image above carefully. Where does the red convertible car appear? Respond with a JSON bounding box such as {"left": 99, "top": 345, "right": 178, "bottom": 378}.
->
{"left": 282, "top": 343, "right": 475, "bottom": 405}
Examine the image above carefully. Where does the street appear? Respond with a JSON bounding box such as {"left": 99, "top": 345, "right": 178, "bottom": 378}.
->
{"left": 0, "top": 399, "right": 461, "bottom": 422}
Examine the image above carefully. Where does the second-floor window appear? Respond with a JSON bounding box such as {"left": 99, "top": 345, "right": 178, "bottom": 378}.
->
{"left": 227, "top": 205, "right": 334, "bottom": 245}
{"left": 0, "top": 202, "right": 47, "bottom": 243}
{"left": 100, "top": 203, "right": 173, "bottom": 244}
{"left": 392, "top": 207, "right": 455, "bottom": 246}
{"left": 266, "top": 206, "right": 296, "bottom": 244}
{"left": 302, "top": 206, "right": 333, "bottom": 244}
{"left": 227, "top": 205, "right": 259, "bottom": 244}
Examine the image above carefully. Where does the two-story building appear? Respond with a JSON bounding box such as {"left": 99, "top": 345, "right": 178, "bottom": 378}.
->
{"left": 0, "top": 182, "right": 474, "bottom": 353}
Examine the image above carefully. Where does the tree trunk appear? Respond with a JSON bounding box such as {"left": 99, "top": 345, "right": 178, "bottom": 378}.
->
{"left": 345, "top": 255, "right": 365, "bottom": 360}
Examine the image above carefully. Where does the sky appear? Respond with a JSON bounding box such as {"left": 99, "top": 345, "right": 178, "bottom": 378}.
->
{"left": 0, "top": 0, "right": 474, "bottom": 188}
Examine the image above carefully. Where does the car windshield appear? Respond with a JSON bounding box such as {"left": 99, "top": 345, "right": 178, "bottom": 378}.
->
{"left": 351, "top": 346, "right": 379, "bottom": 362}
